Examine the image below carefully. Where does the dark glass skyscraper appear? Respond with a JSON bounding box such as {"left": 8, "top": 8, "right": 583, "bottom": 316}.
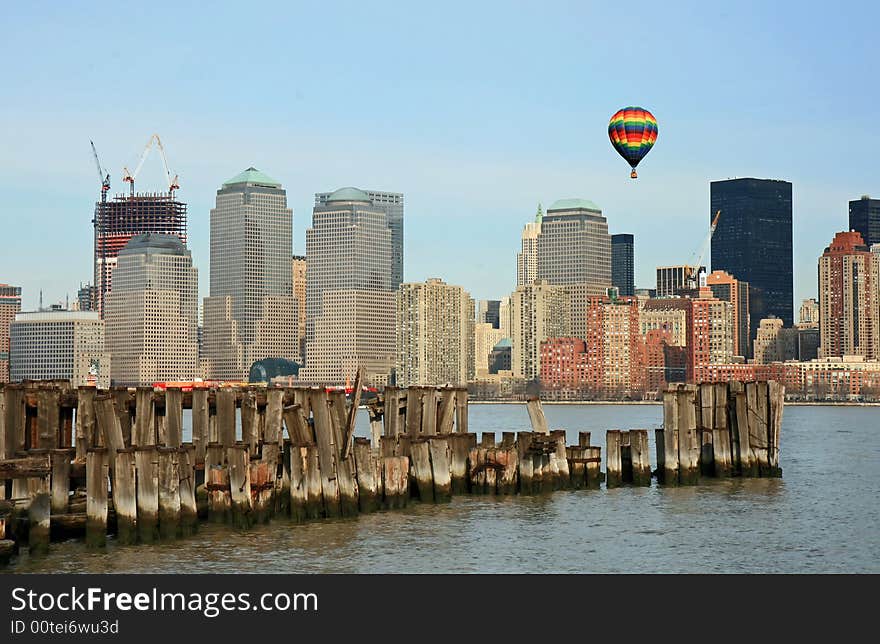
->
{"left": 611, "top": 233, "right": 634, "bottom": 297}
{"left": 849, "top": 196, "right": 880, "bottom": 248}
{"left": 710, "top": 178, "right": 793, "bottom": 333}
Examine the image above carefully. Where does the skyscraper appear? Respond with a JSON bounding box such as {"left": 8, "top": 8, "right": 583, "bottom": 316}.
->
{"left": 537, "top": 199, "right": 611, "bottom": 338}
{"left": 10, "top": 310, "right": 110, "bottom": 387}
{"left": 849, "top": 196, "right": 880, "bottom": 248}
{"left": 710, "top": 178, "right": 793, "bottom": 331}
{"left": 202, "top": 168, "right": 297, "bottom": 380}
{"left": 316, "top": 189, "right": 404, "bottom": 288}
{"left": 476, "top": 299, "right": 501, "bottom": 328}
{"left": 292, "top": 255, "right": 306, "bottom": 359}
{"left": 656, "top": 265, "right": 705, "bottom": 297}
{"left": 707, "top": 269, "right": 751, "bottom": 358}
{"left": 516, "top": 205, "right": 541, "bottom": 286}
{"left": 105, "top": 234, "right": 199, "bottom": 385}
{"left": 798, "top": 298, "right": 819, "bottom": 328}
{"left": 474, "top": 322, "right": 504, "bottom": 376}
{"left": 94, "top": 192, "right": 187, "bottom": 317}
{"left": 611, "top": 233, "right": 634, "bottom": 297}
{"left": 0, "top": 284, "right": 22, "bottom": 382}
{"left": 818, "top": 231, "right": 880, "bottom": 360}
{"left": 396, "top": 278, "right": 474, "bottom": 386}
{"left": 302, "top": 187, "right": 395, "bottom": 385}
{"left": 510, "top": 280, "right": 571, "bottom": 381}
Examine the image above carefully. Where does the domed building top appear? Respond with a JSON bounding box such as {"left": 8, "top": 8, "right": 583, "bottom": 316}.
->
{"left": 119, "top": 233, "right": 189, "bottom": 257}
{"left": 326, "top": 186, "right": 371, "bottom": 203}
{"left": 547, "top": 198, "right": 601, "bottom": 212}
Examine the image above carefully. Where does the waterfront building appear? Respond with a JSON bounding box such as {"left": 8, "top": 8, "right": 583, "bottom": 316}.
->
{"left": 0, "top": 283, "right": 22, "bottom": 383}
{"left": 104, "top": 234, "right": 198, "bottom": 385}
{"left": 818, "top": 231, "right": 880, "bottom": 360}
{"left": 202, "top": 168, "right": 297, "bottom": 380}
{"left": 583, "top": 295, "right": 645, "bottom": 396}
{"left": 707, "top": 269, "right": 751, "bottom": 358}
{"left": 849, "top": 195, "right": 880, "bottom": 248}
{"left": 396, "top": 278, "right": 474, "bottom": 387}
{"left": 611, "top": 233, "right": 635, "bottom": 297}
{"left": 511, "top": 280, "right": 571, "bottom": 381}
{"left": 10, "top": 310, "right": 110, "bottom": 387}
{"left": 302, "top": 187, "right": 395, "bottom": 385}
{"left": 315, "top": 188, "right": 404, "bottom": 288}
{"left": 710, "top": 178, "right": 794, "bottom": 330}
{"left": 516, "top": 205, "right": 541, "bottom": 286}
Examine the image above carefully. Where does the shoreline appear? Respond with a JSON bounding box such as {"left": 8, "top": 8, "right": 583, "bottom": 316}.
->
{"left": 466, "top": 400, "right": 880, "bottom": 407}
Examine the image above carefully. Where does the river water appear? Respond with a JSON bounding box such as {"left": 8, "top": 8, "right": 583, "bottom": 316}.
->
{"left": 4, "top": 404, "right": 878, "bottom": 573}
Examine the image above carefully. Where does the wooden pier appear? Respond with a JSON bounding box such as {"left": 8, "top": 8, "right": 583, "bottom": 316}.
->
{"left": 0, "top": 378, "right": 785, "bottom": 564}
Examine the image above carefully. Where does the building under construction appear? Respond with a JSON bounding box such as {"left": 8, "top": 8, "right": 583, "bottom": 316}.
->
{"left": 93, "top": 192, "right": 187, "bottom": 316}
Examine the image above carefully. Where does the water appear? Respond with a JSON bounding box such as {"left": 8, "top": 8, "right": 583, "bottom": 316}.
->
{"left": 4, "top": 404, "right": 878, "bottom": 573}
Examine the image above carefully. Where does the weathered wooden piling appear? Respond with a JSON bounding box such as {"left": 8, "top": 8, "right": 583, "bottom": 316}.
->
{"left": 288, "top": 443, "right": 308, "bottom": 522}
{"left": 50, "top": 448, "right": 73, "bottom": 514}
{"left": 421, "top": 388, "right": 437, "bottom": 435}
{"left": 303, "top": 445, "right": 323, "bottom": 518}
{"left": 205, "top": 443, "right": 231, "bottom": 523}
{"left": 496, "top": 446, "right": 518, "bottom": 494}
{"left": 227, "top": 444, "right": 252, "bottom": 529}
{"left": 328, "top": 391, "right": 359, "bottom": 517}
{"left": 85, "top": 448, "right": 108, "bottom": 548}
{"left": 191, "top": 388, "right": 209, "bottom": 466}
{"left": 449, "top": 432, "right": 475, "bottom": 494}
{"left": 353, "top": 438, "right": 381, "bottom": 512}
{"left": 165, "top": 387, "right": 183, "bottom": 448}
{"left": 406, "top": 388, "right": 422, "bottom": 436}
{"left": 75, "top": 387, "right": 98, "bottom": 457}
{"left": 516, "top": 432, "right": 534, "bottom": 494}
{"left": 241, "top": 390, "right": 258, "bottom": 454}
{"left": 677, "top": 385, "right": 700, "bottom": 484}
{"left": 248, "top": 457, "right": 272, "bottom": 524}
{"left": 606, "top": 430, "right": 623, "bottom": 488}
{"left": 217, "top": 389, "right": 236, "bottom": 448}
{"left": 134, "top": 387, "right": 155, "bottom": 446}
{"left": 428, "top": 436, "right": 452, "bottom": 502}
{"left": 382, "top": 456, "right": 409, "bottom": 509}
{"left": 157, "top": 447, "right": 181, "bottom": 539}
{"left": 114, "top": 448, "right": 138, "bottom": 544}
{"left": 27, "top": 471, "right": 51, "bottom": 555}
{"left": 567, "top": 447, "right": 586, "bottom": 488}
{"left": 135, "top": 446, "right": 160, "bottom": 541}
{"left": 437, "top": 390, "right": 456, "bottom": 434}
{"left": 410, "top": 439, "right": 435, "bottom": 502}
{"left": 454, "top": 387, "right": 468, "bottom": 433}
{"left": 526, "top": 397, "right": 549, "bottom": 434}
{"left": 179, "top": 445, "right": 198, "bottom": 535}
{"left": 629, "top": 430, "right": 651, "bottom": 485}
{"left": 551, "top": 431, "right": 570, "bottom": 489}
{"left": 310, "top": 390, "right": 340, "bottom": 517}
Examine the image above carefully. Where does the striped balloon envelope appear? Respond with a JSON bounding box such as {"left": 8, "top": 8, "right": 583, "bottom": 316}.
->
{"left": 608, "top": 106, "right": 658, "bottom": 178}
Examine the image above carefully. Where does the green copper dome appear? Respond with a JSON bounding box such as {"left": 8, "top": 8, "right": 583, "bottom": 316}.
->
{"left": 326, "top": 186, "right": 371, "bottom": 202}
{"left": 547, "top": 198, "right": 601, "bottom": 212}
{"left": 222, "top": 167, "right": 281, "bottom": 188}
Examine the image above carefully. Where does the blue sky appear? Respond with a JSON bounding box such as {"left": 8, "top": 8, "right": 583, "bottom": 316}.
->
{"left": 1, "top": 1, "right": 877, "bottom": 312}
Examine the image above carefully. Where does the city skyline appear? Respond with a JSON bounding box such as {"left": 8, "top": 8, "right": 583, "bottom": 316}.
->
{"left": 2, "top": 3, "right": 878, "bottom": 312}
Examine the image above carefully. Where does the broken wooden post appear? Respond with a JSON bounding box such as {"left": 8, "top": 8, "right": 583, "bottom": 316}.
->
{"left": 165, "top": 387, "right": 183, "bottom": 448}
{"left": 310, "top": 390, "right": 340, "bottom": 517}
{"left": 497, "top": 446, "right": 518, "bottom": 494}
{"left": 585, "top": 446, "right": 602, "bottom": 488}
{"left": 410, "top": 439, "right": 435, "bottom": 502}
{"left": 95, "top": 395, "right": 125, "bottom": 461}
{"left": 468, "top": 447, "right": 487, "bottom": 494}
{"left": 383, "top": 386, "right": 401, "bottom": 437}
{"left": 677, "top": 385, "right": 700, "bottom": 484}
{"left": 454, "top": 387, "right": 468, "bottom": 433}
{"left": 382, "top": 456, "right": 409, "bottom": 509}
{"left": 113, "top": 447, "right": 137, "bottom": 545}
{"left": 76, "top": 387, "right": 98, "bottom": 458}
{"left": 241, "top": 390, "right": 257, "bottom": 454}
{"left": 134, "top": 387, "right": 155, "bottom": 446}
{"left": 179, "top": 445, "right": 197, "bottom": 535}
{"left": 629, "top": 429, "right": 651, "bottom": 485}
{"left": 437, "top": 389, "right": 456, "bottom": 434}
{"left": 406, "top": 387, "right": 423, "bottom": 436}
{"left": 36, "top": 387, "right": 60, "bottom": 449}
{"left": 191, "top": 388, "right": 208, "bottom": 467}
{"left": 216, "top": 388, "right": 236, "bottom": 448}
{"left": 526, "top": 397, "right": 550, "bottom": 435}
{"left": 288, "top": 443, "right": 308, "bottom": 523}
{"left": 112, "top": 388, "right": 133, "bottom": 447}
{"left": 205, "top": 443, "right": 230, "bottom": 523}
{"left": 448, "top": 432, "right": 475, "bottom": 494}
{"left": 50, "top": 448, "right": 73, "bottom": 514}
{"left": 341, "top": 368, "right": 364, "bottom": 461}
{"left": 135, "top": 446, "right": 159, "bottom": 542}
{"left": 328, "top": 390, "right": 359, "bottom": 517}
{"left": 428, "top": 436, "right": 452, "bottom": 502}
{"left": 353, "top": 438, "right": 381, "bottom": 513}
{"left": 227, "top": 444, "right": 252, "bottom": 529}
{"left": 249, "top": 456, "right": 272, "bottom": 524}
{"left": 157, "top": 447, "right": 181, "bottom": 539}
{"left": 606, "top": 430, "right": 622, "bottom": 488}
{"left": 303, "top": 444, "right": 323, "bottom": 519}
{"left": 551, "top": 430, "right": 570, "bottom": 489}
{"left": 421, "top": 388, "right": 437, "bottom": 435}
{"left": 516, "top": 432, "right": 534, "bottom": 494}
{"left": 85, "top": 447, "right": 108, "bottom": 548}
{"left": 481, "top": 432, "right": 495, "bottom": 448}
{"left": 567, "top": 446, "right": 586, "bottom": 489}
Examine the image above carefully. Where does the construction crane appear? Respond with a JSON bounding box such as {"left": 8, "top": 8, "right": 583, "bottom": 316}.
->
{"left": 90, "top": 140, "right": 111, "bottom": 203}
{"left": 685, "top": 210, "right": 721, "bottom": 290}
{"left": 122, "top": 134, "right": 180, "bottom": 197}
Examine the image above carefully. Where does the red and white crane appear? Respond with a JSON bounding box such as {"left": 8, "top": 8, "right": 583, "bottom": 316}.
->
{"left": 122, "top": 133, "right": 180, "bottom": 197}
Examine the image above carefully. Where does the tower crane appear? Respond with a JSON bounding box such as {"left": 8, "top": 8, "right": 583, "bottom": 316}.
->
{"left": 685, "top": 210, "right": 721, "bottom": 290}
{"left": 122, "top": 134, "right": 180, "bottom": 197}
{"left": 90, "top": 140, "right": 111, "bottom": 203}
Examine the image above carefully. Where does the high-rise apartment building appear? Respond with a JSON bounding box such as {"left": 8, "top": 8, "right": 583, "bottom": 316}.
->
{"left": 583, "top": 295, "right": 645, "bottom": 395}
{"left": 611, "top": 234, "right": 635, "bottom": 297}
{"left": 517, "top": 205, "right": 541, "bottom": 286}
{"left": 818, "top": 231, "right": 880, "bottom": 360}
{"left": 798, "top": 298, "right": 819, "bottom": 328}
{"left": 302, "top": 188, "right": 395, "bottom": 385}
{"left": 510, "top": 280, "right": 571, "bottom": 381}
{"left": 849, "top": 196, "right": 880, "bottom": 248}
{"left": 710, "top": 178, "right": 793, "bottom": 330}
{"left": 656, "top": 265, "right": 705, "bottom": 297}
{"left": 105, "top": 234, "right": 199, "bottom": 385}
{"left": 1, "top": 284, "right": 22, "bottom": 383}
{"left": 10, "top": 310, "right": 110, "bottom": 387}
{"left": 537, "top": 199, "right": 611, "bottom": 338}
{"left": 292, "top": 255, "right": 306, "bottom": 359}
{"left": 474, "top": 322, "right": 504, "bottom": 376}
{"left": 498, "top": 296, "right": 511, "bottom": 338}
{"left": 316, "top": 188, "right": 404, "bottom": 288}
{"left": 396, "top": 279, "right": 474, "bottom": 386}
{"left": 94, "top": 192, "right": 187, "bottom": 317}
{"left": 752, "top": 316, "right": 798, "bottom": 364}
{"left": 202, "top": 168, "right": 297, "bottom": 380}
{"left": 707, "top": 269, "right": 751, "bottom": 358}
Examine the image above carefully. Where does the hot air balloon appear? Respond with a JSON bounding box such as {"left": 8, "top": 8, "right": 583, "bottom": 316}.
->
{"left": 608, "top": 106, "right": 658, "bottom": 179}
